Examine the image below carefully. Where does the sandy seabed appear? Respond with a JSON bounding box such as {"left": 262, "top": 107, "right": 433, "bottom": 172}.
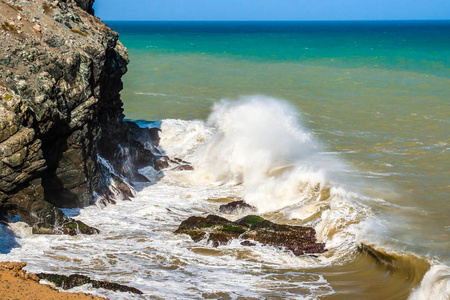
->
{"left": 0, "top": 262, "right": 106, "bottom": 300}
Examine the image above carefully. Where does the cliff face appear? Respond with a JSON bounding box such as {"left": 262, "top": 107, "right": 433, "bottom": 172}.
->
{"left": 0, "top": 0, "right": 150, "bottom": 231}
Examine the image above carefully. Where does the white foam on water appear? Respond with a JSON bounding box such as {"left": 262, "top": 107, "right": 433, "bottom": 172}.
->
{"left": 0, "top": 176, "right": 334, "bottom": 298}
{"left": 157, "top": 96, "right": 374, "bottom": 258}
{"left": 409, "top": 264, "right": 450, "bottom": 300}
{"left": 159, "top": 118, "right": 214, "bottom": 159}
{"left": 135, "top": 92, "right": 168, "bottom": 97}
{"left": 1, "top": 95, "right": 447, "bottom": 299}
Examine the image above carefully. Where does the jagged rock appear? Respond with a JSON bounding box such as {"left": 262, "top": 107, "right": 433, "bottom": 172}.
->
{"left": 0, "top": 261, "right": 27, "bottom": 272}
{"left": 110, "top": 174, "right": 134, "bottom": 200}
{"left": 37, "top": 273, "right": 143, "bottom": 294}
{"left": 155, "top": 157, "right": 195, "bottom": 172}
{"left": 175, "top": 215, "right": 327, "bottom": 256}
{"left": 33, "top": 219, "right": 99, "bottom": 235}
{"left": 73, "top": 0, "right": 95, "bottom": 14}
{"left": 219, "top": 200, "right": 257, "bottom": 214}
{"left": 0, "top": 261, "right": 40, "bottom": 281}
{"left": 0, "top": 0, "right": 161, "bottom": 232}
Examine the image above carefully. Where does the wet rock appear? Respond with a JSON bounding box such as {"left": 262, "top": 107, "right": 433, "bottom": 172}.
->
{"left": 110, "top": 174, "right": 134, "bottom": 200}
{"left": 0, "top": 0, "right": 164, "bottom": 232}
{"left": 33, "top": 219, "right": 99, "bottom": 235}
{"left": 219, "top": 200, "right": 257, "bottom": 214}
{"left": 172, "top": 164, "right": 194, "bottom": 171}
{"left": 175, "top": 214, "right": 327, "bottom": 256}
{"left": 167, "top": 157, "right": 193, "bottom": 171}
{"left": 154, "top": 156, "right": 170, "bottom": 170}
{"left": 37, "top": 273, "right": 143, "bottom": 294}
{"left": 240, "top": 240, "right": 256, "bottom": 246}
{"left": 123, "top": 121, "right": 167, "bottom": 175}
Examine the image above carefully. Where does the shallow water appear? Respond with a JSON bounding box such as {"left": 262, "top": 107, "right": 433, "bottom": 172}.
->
{"left": 1, "top": 21, "right": 449, "bottom": 299}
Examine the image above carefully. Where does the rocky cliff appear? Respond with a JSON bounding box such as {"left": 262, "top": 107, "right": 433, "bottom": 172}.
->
{"left": 0, "top": 0, "right": 154, "bottom": 232}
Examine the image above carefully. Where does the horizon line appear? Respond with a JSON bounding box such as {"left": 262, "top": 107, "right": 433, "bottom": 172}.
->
{"left": 102, "top": 19, "right": 450, "bottom": 22}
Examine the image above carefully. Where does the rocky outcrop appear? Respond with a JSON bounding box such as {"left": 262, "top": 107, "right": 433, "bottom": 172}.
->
{"left": 219, "top": 200, "right": 257, "bottom": 214}
{"left": 37, "top": 273, "right": 143, "bottom": 295}
{"left": 0, "top": 261, "right": 108, "bottom": 299}
{"left": 0, "top": 261, "right": 40, "bottom": 281}
{"left": 175, "top": 215, "right": 327, "bottom": 256}
{"left": 0, "top": 0, "right": 158, "bottom": 232}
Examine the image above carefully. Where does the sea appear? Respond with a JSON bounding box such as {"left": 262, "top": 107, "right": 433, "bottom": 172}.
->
{"left": 1, "top": 21, "right": 449, "bottom": 299}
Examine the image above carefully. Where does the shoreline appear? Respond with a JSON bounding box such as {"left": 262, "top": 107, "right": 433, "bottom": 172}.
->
{"left": 0, "top": 262, "right": 107, "bottom": 299}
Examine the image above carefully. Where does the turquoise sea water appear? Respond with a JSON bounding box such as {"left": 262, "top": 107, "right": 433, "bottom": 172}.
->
{"left": 2, "top": 21, "right": 448, "bottom": 299}
{"left": 115, "top": 21, "right": 449, "bottom": 249}
{"left": 112, "top": 21, "right": 449, "bottom": 298}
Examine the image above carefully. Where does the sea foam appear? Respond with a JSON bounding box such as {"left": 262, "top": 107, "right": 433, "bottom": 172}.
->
{"left": 157, "top": 96, "right": 373, "bottom": 259}
{"left": 2, "top": 96, "right": 447, "bottom": 299}
{"left": 409, "top": 264, "right": 450, "bottom": 300}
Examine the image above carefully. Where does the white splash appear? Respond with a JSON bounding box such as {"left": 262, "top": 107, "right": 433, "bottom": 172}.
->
{"left": 3, "top": 95, "right": 443, "bottom": 299}
{"left": 409, "top": 264, "right": 450, "bottom": 300}
{"left": 158, "top": 96, "right": 372, "bottom": 248}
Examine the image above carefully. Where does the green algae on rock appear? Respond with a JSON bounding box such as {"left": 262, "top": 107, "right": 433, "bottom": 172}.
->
{"left": 37, "top": 273, "right": 143, "bottom": 294}
{"left": 175, "top": 214, "right": 327, "bottom": 256}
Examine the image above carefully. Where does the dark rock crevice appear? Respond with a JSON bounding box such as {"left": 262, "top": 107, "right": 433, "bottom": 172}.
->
{"left": 0, "top": 0, "right": 161, "bottom": 233}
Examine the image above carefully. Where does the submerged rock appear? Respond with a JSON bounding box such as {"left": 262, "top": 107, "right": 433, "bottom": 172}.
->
{"left": 171, "top": 164, "right": 194, "bottom": 171}
{"left": 175, "top": 215, "right": 327, "bottom": 256}
{"left": 37, "top": 273, "right": 143, "bottom": 295}
{"left": 219, "top": 200, "right": 257, "bottom": 214}
{"left": 32, "top": 219, "right": 99, "bottom": 236}
{"left": 154, "top": 155, "right": 193, "bottom": 171}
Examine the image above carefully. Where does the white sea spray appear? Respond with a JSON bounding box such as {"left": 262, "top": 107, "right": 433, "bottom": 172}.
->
{"left": 409, "top": 264, "right": 450, "bottom": 300}
{"left": 1, "top": 96, "right": 448, "bottom": 299}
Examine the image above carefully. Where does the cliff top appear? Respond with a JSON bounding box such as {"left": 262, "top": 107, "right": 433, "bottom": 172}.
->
{"left": 0, "top": 0, "right": 118, "bottom": 107}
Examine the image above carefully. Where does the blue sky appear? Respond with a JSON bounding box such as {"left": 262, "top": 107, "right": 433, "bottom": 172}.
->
{"left": 93, "top": 0, "right": 450, "bottom": 21}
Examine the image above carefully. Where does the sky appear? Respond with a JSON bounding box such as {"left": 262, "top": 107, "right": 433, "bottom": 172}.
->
{"left": 93, "top": 0, "right": 450, "bottom": 21}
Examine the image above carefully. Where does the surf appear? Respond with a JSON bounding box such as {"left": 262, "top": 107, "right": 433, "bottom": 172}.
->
{"left": 151, "top": 95, "right": 449, "bottom": 299}
{"left": 1, "top": 95, "right": 448, "bottom": 299}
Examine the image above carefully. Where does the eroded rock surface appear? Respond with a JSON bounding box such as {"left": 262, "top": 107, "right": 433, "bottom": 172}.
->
{"left": 0, "top": 0, "right": 159, "bottom": 232}
{"left": 175, "top": 215, "right": 327, "bottom": 256}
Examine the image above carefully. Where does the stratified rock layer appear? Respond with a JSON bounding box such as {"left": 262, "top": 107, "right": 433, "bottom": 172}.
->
{"left": 0, "top": 0, "right": 155, "bottom": 231}
{"left": 175, "top": 215, "right": 327, "bottom": 256}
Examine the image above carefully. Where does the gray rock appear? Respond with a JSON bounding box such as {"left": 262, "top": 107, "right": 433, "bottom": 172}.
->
{"left": 0, "top": 0, "right": 160, "bottom": 233}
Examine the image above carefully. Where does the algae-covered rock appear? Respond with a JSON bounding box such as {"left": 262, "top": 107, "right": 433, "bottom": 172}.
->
{"left": 37, "top": 273, "right": 143, "bottom": 294}
{"left": 175, "top": 214, "right": 327, "bottom": 256}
